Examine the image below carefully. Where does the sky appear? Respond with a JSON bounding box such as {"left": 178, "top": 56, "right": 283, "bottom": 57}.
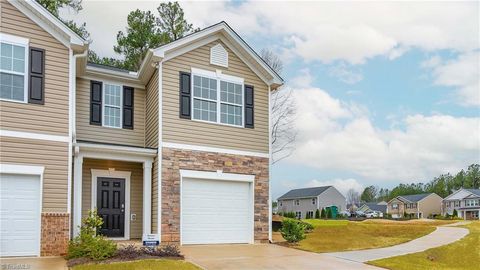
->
{"left": 61, "top": 1, "right": 480, "bottom": 200}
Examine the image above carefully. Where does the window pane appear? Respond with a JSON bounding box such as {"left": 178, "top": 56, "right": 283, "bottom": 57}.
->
{"left": 1, "top": 43, "right": 12, "bottom": 57}
{"left": 1, "top": 56, "right": 12, "bottom": 71}
{"left": 13, "top": 45, "right": 25, "bottom": 60}
{"left": 12, "top": 59, "right": 24, "bottom": 73}
{"left": 0, "top": 72, "right": 24, "bottom": 101}
{"left": 193, "top": 75, "right": 201, "bottom": 86}
{"left": 193, "top": 98, "right": 216, "bottom": 122}
{"left": 220, "top": 103, "right": 242, "bottom": 125}
{"left": 220, "top": 81, "right": 242, "bottom": 105}
{"left": 104, "top": 84, "right": 121, "bottom": 107}
{"left": 193, "top": 75, "right": 217, "bottom": 101}
{"left": 104, "top": 106, "right": 121, "bottom": 127}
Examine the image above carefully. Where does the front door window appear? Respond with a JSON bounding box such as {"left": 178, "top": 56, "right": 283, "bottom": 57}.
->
{"left": 97, "top": 177, "right": 126, "bottom": 237}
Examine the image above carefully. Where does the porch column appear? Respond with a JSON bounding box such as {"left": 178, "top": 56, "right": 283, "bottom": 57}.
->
{"left": 73, "top": 153, "right": 83, "bottom": 236}
{"left": 143, "top": 160, "right": 153, "bottom": 235}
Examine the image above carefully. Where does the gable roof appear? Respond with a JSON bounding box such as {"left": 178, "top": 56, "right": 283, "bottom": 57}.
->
{"left": 8, "top": 0, "right": 88, "bottom": 51}
{"left": 361, "top": 203, "right": 387, "bottom": 213}
{"left": 443, "top": 188, "right": 480, "bottom": 201}
{"left": 466, "top": 189, "right": 480, "bottom": 197}
{"left": 152, "top": 21, "right": 284, "bottom": 89}
{"left": 278, "top": 186, "right": 331, "bottom": 200}
{"left": 398, "top": 193, "right": 433, "bottom": 203}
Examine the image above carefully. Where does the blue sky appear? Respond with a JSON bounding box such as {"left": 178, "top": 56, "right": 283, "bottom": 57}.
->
{"left": 61, "top": 1, "right": 480, "bottom": 199}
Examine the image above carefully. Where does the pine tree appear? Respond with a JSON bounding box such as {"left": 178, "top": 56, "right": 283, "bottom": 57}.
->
{"left": 315, "top": 209, "right": 320, "bottom": 219}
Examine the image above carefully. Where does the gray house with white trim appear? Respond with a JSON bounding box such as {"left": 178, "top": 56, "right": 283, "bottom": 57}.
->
{"left": 277, "top": 186, "right": 346, "bottom": 219}
{"left": 442, "top": 189, "right": 480, "bottom": 220}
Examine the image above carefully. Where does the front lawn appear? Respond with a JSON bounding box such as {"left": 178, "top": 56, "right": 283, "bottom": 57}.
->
{"left": 280, "top": 219, "right": 440, "bottom": 253}
{"left": 72, "top": 259, "right": 201, "bottom": 270}
{"left": 367, "top": 222, "right": 479, "bottom": 270}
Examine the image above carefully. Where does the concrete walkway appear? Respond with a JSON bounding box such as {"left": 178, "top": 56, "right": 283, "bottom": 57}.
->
{"left": 0, "top": 257, "right": 67, "bottom": 270}
{"left": 325, "top": 224, "right": 469, "bottom": 263}
{"left": 182, "top": 243, "right": 383, "bottom": 270}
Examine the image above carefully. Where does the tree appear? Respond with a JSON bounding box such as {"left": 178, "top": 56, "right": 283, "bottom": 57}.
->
{"left": 114, "top": 9, "right": 165, "bottom": 71}
{"left": 346, "top": 189, "right": 360, "bottom": 206}
{"left": 315, "top": 209, "right": 320, "bottom": 219}
{"left": 320, "top": 208, "right": 326, "bottom": 219}
{"left": 157, "top": 1, "right": 196, "bottom": 41}
{"left": 466, "top": 164, "right": 480, "bottom": 188}
{"left": 326, "top": 208, "right": 332, "bottom": 219}
{"left": 360, "top": 186, "right": 378, "bottom": 202}
{"left": 261, "top": 49, "right": 297, "bottom": 164}
{"left": 453, "top": 209, "right": 458, "bottom": 217}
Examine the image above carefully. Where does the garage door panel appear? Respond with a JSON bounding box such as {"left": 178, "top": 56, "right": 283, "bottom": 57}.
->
{"left": 0, "top": 174, "right": 41, "bottom": 257}
{"left": 182, "top": 178, "right": 253, "bottom": 245}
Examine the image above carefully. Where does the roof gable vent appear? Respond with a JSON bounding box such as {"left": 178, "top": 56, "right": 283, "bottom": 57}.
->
{"left": 210, "top": 43, "right": 228, "bottom": 67}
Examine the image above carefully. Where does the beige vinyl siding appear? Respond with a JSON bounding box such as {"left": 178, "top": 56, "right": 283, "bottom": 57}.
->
{"left": 80, "top": 159, "right": 144, "bottom": 239}
{"left": 0, "top": 136, "right": 69, "bottom": 212}
{"left": 419, "top": 194, "right": 443, "bottom": 217}
{"left": 145, "top": 70, "right": 159, "bottom": 148}
{"left": 162, "top": 40, "right": 269, "bottom": 153}
{"left": 0, "top": 0, "right": 70, "bottom": 136}
{"left": 76, "top": 78, "right": 146, "bottom": 147}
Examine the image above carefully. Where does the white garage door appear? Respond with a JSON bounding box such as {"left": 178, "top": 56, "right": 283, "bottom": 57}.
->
{"left": 181, "top": 178, "right": 253, "bottom": 245}
{"left": 0, "top": 174, "right": 41, "bottom": 256}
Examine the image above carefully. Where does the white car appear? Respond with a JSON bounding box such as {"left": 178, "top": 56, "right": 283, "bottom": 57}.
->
{"left": 365, "top": 211, "right": 383, "bottom": 218}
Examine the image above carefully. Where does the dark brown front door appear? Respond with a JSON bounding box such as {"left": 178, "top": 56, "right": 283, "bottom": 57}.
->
{"left": 97, "top": 177, "right": 125, "bottom": 237}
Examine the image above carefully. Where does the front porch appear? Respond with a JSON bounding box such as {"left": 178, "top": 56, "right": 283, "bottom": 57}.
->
{"left": 73, "top": 142, "right": 157, "bottom": 240}
{"left": 460, "top": 209, "right": 480, "bottom": 220}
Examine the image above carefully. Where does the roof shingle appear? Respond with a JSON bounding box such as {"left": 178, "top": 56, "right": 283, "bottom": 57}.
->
{"left": 278, "top": 186, "right": 331, "bottom": 200}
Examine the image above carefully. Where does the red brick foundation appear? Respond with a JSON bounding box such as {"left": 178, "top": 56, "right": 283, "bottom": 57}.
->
{"left": 41, "top": 212, "right": 70, "bottom": 256}
{"left": 161, "top": 148, "right": 269, "bottom": 243}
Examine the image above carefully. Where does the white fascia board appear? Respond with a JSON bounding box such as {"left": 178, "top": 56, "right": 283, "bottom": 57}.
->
{"left": 162, "top": 142, "right": 269, "bottom": 158}
{"left": 9, "top": 0, "right": 87, "bottom": 48}
{"left": 180, "top": 169, "right": 255, "bottom": 183}
{"left": 0, "top": 163, "right": 45, "bottom": 175}
{"left": 75, "top": 142, "right": 157, "bottom": 158}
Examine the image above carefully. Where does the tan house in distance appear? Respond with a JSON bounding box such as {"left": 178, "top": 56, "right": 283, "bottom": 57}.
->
{"left": 0, "top": 0, "right": 283, "bottom": 257}
{"left": 387, "top": 193, "right": 443, "bottom": 219}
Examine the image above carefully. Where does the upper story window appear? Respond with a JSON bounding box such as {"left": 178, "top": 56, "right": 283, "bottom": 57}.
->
{"left": 312, "top": 198, "right": 316, "bottom": 205}
{"left": 392, "top": 203, "right": 398, "bottom": 209}
{"left": 191, "top": 68, "right": 244, "bottom": 127}
{"left": 454, "top": 200, "right": 460, "bottom": 207}
{"left": 465, "top": 199, "right": 480, "bottom": 207}
{"left": 279, "top": 201, "right": 282, "bottom": 207}
{"left": 103, "top": 83, "right": 122, "bottom": 128}
{"left": 0, "top": 35, "right": 28, "bottom": 103}
{"left": 295, "top": 200, "right": 300, "bottom": 206}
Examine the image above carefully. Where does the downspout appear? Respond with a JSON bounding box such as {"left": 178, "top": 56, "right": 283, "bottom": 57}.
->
{"left": 268, "top": 85, "right": 272, "bottom": 243}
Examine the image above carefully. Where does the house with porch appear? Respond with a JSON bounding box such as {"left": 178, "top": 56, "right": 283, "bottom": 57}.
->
{"left": 442, "top": 189, "right": 480, "bottom": 220}
{"left": 387, "top": 193, "right": 442, "bottom": 219}
{"left": 0, "top": 0, "right": 282, "bottom": 257}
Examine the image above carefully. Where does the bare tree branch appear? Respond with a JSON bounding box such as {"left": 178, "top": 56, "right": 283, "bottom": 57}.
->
{"left": 261, "top": 49, "right": 297, "bottom": 164}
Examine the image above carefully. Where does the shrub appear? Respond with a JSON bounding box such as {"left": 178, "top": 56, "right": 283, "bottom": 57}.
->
{"left": 283, "top": 212, "right": 296, "bottom": 218}
{"left": 326, "top": 208, "right": 332, "bottom": 219}
{"left": 315, "top": 209, "right": 320, "bottom": 219}
{"left": 280, "top": 219, "right": 306, "bottom": 243}
{"left": 453, "top": 209, "right": 458, "bottom": 217}
{"left": 67, "top": 210, "right": 117, "bottom": 260}
{"left": 320, "top": 208, "right": 326, "bottom": 219}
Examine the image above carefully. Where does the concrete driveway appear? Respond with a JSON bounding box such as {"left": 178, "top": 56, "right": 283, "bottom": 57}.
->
{"left": 182, "top": 244, "right": 382, "bottom": 270}
{"left": 0, "top": 257, "right": 67, "bottom": 270}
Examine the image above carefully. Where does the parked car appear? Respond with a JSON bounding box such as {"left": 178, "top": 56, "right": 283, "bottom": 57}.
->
{"left": 365, "top": 211, "right": 384, "bottom": 218}
{"left": 340, "top": 210, "right": 351, "bottom": 217}
{"left": 355, "top": 210, "right": 366, "bottom": 217}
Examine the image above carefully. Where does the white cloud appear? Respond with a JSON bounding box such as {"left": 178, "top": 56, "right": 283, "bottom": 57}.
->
{"left": 328, "top": 63, "right": 363, "bottom": 84}
{"left": 290, "top": 68, "right": 314, "bottom": 88}
{"left": 423, "top": 52, "right": 480, "bottom": 107}
{"left": 306, "top": 178, "right": 364, "bottom": 197}
{"left": 62, "top": 1, "right": 478, "bottom": 64}
{"left": 288, "top": 86, "right": 480, "bottom": 182}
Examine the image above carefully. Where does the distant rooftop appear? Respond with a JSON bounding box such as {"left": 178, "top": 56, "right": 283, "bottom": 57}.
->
{"left": 398, "top": 193, "right": 434, "bottom": 202}
{"left": 362, "top": 202, "right": 387, "bottom": 213}
{"left": 466, "top": 189, "right": 480, "bottom": 196}
{"left": 87, "top": 62, "right": 135, "bottom": 74}
{"left": 278, "top": 186, "right": 331, "bottom": 200}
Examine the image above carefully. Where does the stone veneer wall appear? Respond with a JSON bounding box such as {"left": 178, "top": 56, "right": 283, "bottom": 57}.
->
{"left": 161, "top": 148, "right": 269, "bottom": 243}
{"left": 41, "top": 213, "right": 69, "bottom": 256}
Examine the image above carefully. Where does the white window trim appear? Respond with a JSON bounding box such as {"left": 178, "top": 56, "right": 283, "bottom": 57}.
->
{"left": 191, "top": 68, "right": 245, "bottom": 128}
{"left": 0, "top": 33, "right": 29, "bottom": 104}
{"left": 91, "top": 169, "right": 131, "bottom": 241}
{"left": 102, "top": 82, "right": 123, "bottom": 129}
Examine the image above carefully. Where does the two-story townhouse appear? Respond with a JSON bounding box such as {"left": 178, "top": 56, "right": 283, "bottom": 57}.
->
{"left": 442, "top": 189, "right": 480, "bottom": 220}
{"left": 277, "top": 186, "right": 346, "bottom": 219}
{"left": 0, "top": 0, "right": 283, "bottom": 257}
{"left": 387, "top": 193, "right": 443, "bottom": 219}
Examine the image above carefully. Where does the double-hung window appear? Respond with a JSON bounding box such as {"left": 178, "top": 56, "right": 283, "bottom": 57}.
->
{"left": 0, "top": 34, "right": 28, "bottom": 103}
{"left": 191, "top": 68, "right": 244, "bottom": 127}
{"left": 103, "top": 83, "right": 122, "bottom": 128}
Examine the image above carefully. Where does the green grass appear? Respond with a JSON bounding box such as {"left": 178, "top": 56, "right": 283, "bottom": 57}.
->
{"left": 72, "top": 259, "right": 201, "bottom": 270}
{"left": 293, "top": 220, "right": 436, "bottom": 253}
{"left": 368, "top": 222, "right": 480, "bottom": 270}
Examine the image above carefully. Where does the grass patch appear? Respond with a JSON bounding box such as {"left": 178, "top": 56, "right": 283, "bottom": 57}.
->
{"left": 368, "top": 222, "right": 479, "bottom": 270}
{"left": 72, "top": 259, "right": 201, "bottom": 270}
{"left": 302, "top": 219, "right": 349, "bottom": 228}
{"left": 289, "top": 220, "right": 436, "bottom": 253}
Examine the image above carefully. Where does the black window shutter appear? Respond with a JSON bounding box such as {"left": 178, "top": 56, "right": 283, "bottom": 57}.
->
{"left": 123, "top": 86, "right": 134, "bottom": 129}
{"left": 245, "top": 85, "right": 254, "bottom": 128}
{"left": 90, "top": 80, "right": 102, "bottom": 125}
{"left": 179, "top": 72, "right": 191, "bottom": 119}
{"left": 28, "top": 47, "right": 45, "bottom": 104}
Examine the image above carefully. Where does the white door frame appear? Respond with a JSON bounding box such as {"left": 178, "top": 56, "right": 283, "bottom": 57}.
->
{"left": 179, "top": 169, "right": 255, "bottom": 245}
{"left": 0, "top": 164, "right": 44, "bottom": 257}
{"left": 91, "top": 169, "right": 131, "bottom": 240}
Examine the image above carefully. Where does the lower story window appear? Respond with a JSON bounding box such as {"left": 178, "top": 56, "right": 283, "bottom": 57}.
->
{"left": 295, "top": 211, "right": 302, "bottom": 219}
{"left": 306, "top": 211, "right": 314, "bottom": 219}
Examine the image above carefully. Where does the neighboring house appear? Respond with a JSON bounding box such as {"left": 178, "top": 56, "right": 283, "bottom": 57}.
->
{"left": 442, "top": 189, "right": 480, "bottom": 220}
{"left": 387, "top": 193, "right": 443, "bottom": 219}
{"left": 358, "top": 202, "right": 387, "bottom": 215}
{"left": 346, "top": 203, "right": 359, "bottom": 212}
{"left": 277, "top": 186, "right": 346, "bottom": 219}
{"left": 0, "top": 0, "right": 283, "bottom": 257}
